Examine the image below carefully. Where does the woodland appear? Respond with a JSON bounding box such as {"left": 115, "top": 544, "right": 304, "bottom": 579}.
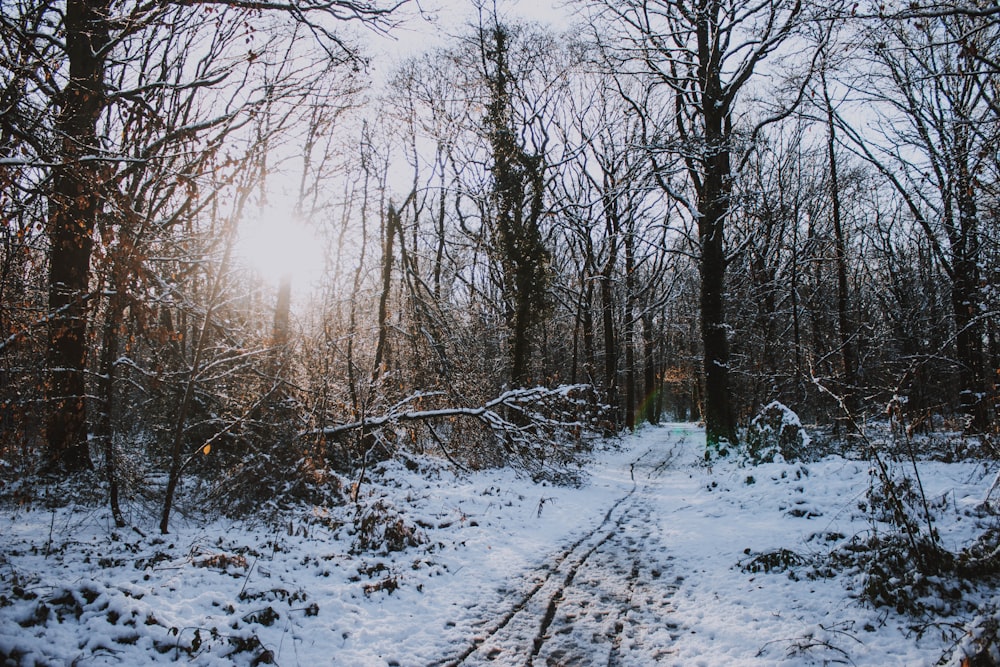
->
{"left": 1, "top": 0, "right": 1000, "bottom": 652}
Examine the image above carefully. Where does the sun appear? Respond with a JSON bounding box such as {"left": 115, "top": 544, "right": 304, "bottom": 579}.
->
{"left": 235, "top": 205, "right": 327, "bottom": 292}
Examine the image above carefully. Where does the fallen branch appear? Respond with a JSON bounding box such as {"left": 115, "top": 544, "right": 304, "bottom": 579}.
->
{"left": 303, "top": 385, "right": 602, "bottom": 471}
{"left": 309, "top": 386, "right": 594, "bottom": 438}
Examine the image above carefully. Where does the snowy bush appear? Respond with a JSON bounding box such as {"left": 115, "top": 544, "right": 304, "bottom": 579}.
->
{"left": 352, "top": 499, "right": 426, "bottom": 554}
{"left": 856, "top": 533, "right": 961, "bottom": 614}
{"left": 950, "top": 615, "right": 1000, "bottom": 667}
{"left": 740, "top": 547, "right": 804, "bottom": 575}
{"left": 743, "top": 401, "right": 811, "bottom": 464}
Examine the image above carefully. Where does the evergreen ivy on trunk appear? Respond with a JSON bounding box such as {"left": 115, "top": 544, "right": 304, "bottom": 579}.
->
{"left": 481, "top": 22, "right": 551, "bottom": 388}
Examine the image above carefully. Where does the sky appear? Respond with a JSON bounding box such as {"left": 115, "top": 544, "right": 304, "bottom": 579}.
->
{"left": 230, "top": 0, "right": 579, "bottom": 300}
{"left": 369, "top": 0, "right": 575, "bottom": 65}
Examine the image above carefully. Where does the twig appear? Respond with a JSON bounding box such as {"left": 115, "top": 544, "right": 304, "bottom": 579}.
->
{"left": 238, "top": 558, "right": 257, "bottom": 599}
{"left": 45, "top": 509, "right": 56, "bottom": 559}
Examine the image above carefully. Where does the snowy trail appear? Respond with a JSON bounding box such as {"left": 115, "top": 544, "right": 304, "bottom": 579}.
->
{"left": 2, "top": 422, "right": 994, "bottom": 666}
{"left": 434, "top": 426, "right": 692, "bottom": 667}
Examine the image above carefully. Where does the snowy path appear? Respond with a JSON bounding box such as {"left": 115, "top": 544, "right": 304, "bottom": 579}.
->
{"left": 434, "top": 428, "right": 690, "bottom": 667}
{"left": 2, "top": 422, "right": 994, "bottom": 666}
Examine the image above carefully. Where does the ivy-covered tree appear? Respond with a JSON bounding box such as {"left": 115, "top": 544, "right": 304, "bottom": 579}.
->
{"left": 480, "top": 19, "right": 553, "bottom": 387}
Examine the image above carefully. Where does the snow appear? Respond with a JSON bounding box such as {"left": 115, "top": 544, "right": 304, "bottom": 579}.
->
{"left": 1, "top": 423, "right": 996, "bottom": 666}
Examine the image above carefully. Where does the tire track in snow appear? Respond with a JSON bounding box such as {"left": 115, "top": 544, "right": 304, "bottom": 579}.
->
{"left": 433, "top": 433, "right": 685, "bottom": 667}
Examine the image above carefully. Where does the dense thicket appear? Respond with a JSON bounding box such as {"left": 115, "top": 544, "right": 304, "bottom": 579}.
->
{"left": 1, "top": 0, "right": 997, "bottom": 529}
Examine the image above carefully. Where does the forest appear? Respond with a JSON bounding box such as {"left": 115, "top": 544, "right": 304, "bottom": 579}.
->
{"left": 1, "top": 0, "right": 1000, "bottom": 662}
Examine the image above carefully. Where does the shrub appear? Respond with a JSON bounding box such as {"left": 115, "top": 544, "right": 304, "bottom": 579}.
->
{"left": 744, "top": 401, "right": 811, "bottom": 464}
{"left": 352, "top": 499, "right": 425, "bottom": 554}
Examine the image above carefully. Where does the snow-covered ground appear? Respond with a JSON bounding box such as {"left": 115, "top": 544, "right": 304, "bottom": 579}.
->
{"left": 1, "top": 423, "right": 996, "bottom": 666}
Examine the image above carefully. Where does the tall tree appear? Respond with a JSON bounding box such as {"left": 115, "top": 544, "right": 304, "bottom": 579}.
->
{"left": 838, "top": 9, "right": 999, "bottom": 430}
{"left": 820, "top": 64, "right": 859, "bottom": 414}
{"left": 479, "top": 19, "right": 553, "bottom": 387}
{"left": 589, "top": 0, "right": 814, "bottom": 449}
{"left": 45, "top": 0, "right": 112, "bottom": 472}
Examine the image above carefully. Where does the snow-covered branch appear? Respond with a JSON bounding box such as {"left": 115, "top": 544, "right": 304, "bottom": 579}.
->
{"left": 316, "top": 385, "right": 595, "bottom": 436}
{"left": 308, "top": 385, "right": 603, "bottom": 470}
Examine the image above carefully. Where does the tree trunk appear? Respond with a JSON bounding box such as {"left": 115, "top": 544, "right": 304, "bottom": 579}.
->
{"left": 160, "top": 206, "right": 240, "bottom": 534}
{"left": 624, "top": 226, "right": 636, "bottom": 430}
{"left": 582, "top": 281, "right": 596, "bottom": 384}
{"left": 642, "top": 310, "right": 659, "bottom": 425}
{"left": 601, "top": 210, "right": 619, "bottom": 428}
{"left": 45, "top": 0, "right": 111, "bottom": 473}
{"left": 372, "top": 204, "right": 397, "bottom": 383}
{"left": 823, "top": 71, "right": 858, "bottom": 415}
{"left": 434, "top": 149, "right": 447, "bottom": 301}
{"left": 699, "top": 109, "right": 737, "bottom": 449}
{"left": 97, "top": 285, "right": 126, "bottom": 528}
{"left": 952, "top": 125, "right": 989, "bottom": 431}
{"left": 483, "top": 24, "right": 550, "bottom": 388}
{"left": 791, "top": 188, "right": 802, "bottom": 381}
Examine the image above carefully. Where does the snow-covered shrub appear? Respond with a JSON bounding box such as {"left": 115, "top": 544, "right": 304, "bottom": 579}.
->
{"left": 858, "top": 533, "right": 960, "bottom": 614}
{"left": 214, "top": 452, "right": 346, "bottom": 517}
{"left": 949, "top": 614, "right": 1000, "bottom": 667}
{"left": 959, "top": 526, "right": 1000, "bottom": 578}
{"left": 743, "top": 401, "right": 811, "bottom": 464}
{"left": 740, "top": 548, "right": 804, "bottom": 575}
{"left": 352, "top": 499, "right": 425, "bottom": 554}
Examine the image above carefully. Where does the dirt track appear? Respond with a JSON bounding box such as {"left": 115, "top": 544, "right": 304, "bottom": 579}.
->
{"left": 433, "top": 439, "right": 686, "bottom": 667}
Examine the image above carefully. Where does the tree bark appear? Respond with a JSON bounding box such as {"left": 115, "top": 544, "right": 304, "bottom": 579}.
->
{"left": 624, "top": 225, "right": 636, "bottom": 430}
{"left": 45, "top": 0, "right": 112, "bottom": 472}
{"left": 482, "top": 24, "right": 550, "bottom": 387}
{"left": 698, "top": 101, "right": 737, "bottom": 449}
{"left": 601, "top": 201, "right": 619, "bottom": 428}
{"left": 952, "top": 122, "right": 989, "bottom": 430}
{"left": 822, "top": 70, "right": 858, "bottom": 415}
{"left": 642, "top": 310, "right": 659, "bottom": 425}
{"left": 372, "top": 204, "right": 397, "bottom": 383}
{"left": 96, "top": 284, "right": 126, "bottom": 528}
{"left": 160, "top": 224, "right": 236, "bottom": 534}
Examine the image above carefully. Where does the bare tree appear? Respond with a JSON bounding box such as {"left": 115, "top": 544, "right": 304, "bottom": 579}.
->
{"left": 5, "top": 0, "right": 406, "bottom": 476}
{"left": 587, "top": 0, "right": 819, "bottom": 450}
{"left": 835, "top": 8, "right": 999, "bottom": 430}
